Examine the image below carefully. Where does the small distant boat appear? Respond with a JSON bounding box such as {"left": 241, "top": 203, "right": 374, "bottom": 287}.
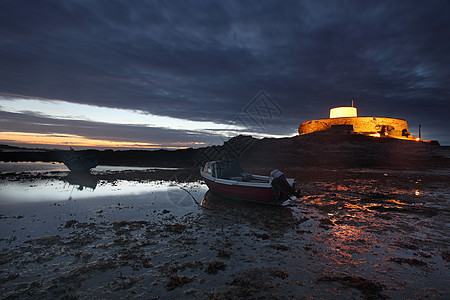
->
{"left": 63, "top": 149, "right": 98, "bottom": 172}
{"left": 200, "top": 161, "right": 298, "bottom": 204}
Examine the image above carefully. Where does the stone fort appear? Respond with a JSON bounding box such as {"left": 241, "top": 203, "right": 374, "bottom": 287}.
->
{"left": 298, "top": 106, "right": 420, "bottom": 141}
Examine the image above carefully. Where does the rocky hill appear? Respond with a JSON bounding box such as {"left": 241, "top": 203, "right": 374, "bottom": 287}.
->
{"left": 204, "top": 134, "right": 449, "bottom": 171}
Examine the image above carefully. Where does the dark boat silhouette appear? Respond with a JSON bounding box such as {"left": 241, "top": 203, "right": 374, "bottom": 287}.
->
{"left": 63, "top": 149, "right": 98, "bottom": 172}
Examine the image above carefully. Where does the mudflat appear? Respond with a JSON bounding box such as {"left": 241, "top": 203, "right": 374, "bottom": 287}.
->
{"left": 0, "top": 162, "right": 448, "bottom": 299}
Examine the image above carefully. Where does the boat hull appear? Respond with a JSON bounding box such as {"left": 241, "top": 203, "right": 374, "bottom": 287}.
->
{"left": 63, "top": 156, "right": 98, "bottom": 172}
{"left": 202, "top": 176, "right": 279, "bottom": 204}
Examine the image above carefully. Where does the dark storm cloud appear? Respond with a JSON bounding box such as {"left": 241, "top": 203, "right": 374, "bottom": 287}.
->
{"left": 0, "top": 0, "right": 449, "bottom": 144}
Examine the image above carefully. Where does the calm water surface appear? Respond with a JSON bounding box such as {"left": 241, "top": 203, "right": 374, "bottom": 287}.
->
{"left": 0, "top": 161, "right": 179, "bottom": 173}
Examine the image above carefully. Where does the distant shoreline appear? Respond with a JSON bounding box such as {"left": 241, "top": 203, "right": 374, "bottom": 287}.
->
{"left": 1, "top": 134, "right": 449, "bottom": 171}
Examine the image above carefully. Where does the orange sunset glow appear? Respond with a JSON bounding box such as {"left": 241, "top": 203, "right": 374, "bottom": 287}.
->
{"left": 0, "top": 132, "right": 194, "bottom": 149}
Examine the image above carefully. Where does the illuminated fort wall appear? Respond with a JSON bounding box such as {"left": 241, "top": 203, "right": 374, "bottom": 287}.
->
{"left": 298, "top": 106, "right": 419, "bottom": 139}
{"left": 298, "top": 116, "right": 410, "bottom": 137}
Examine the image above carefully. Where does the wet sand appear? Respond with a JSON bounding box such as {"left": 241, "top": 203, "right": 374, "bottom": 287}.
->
{"left": 0, "top": 164, "right": 449, "bottom": 299}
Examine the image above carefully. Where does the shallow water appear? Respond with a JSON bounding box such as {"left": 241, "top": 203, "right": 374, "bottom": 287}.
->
{"left": 0, "top": 161, "right": 179, "bottom": 174}
{"left": 0, "top": 178, "right": 202, "bottom": 204}
{"left": 0, "top": 163, "right": 449, "bottom": 299}
{"left": 0, "top": 161, "right": 68, "bottom": 173}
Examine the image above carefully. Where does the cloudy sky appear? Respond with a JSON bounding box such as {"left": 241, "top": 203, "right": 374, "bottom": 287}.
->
{"left": 1, "top": 0, "right": 449, "bottom": 149}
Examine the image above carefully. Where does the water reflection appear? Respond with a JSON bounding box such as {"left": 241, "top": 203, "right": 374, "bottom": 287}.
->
{"left": 201, "top": 190, "right": 283, "bottom": 210}
{"left": 201, "top": 190, "right": 297, "bottom": 234}
{"left": 64, "top": 173, "right": 99, "bottom": 191}
{"left": 0, "top": 178, "right": 179, "bottom": 204}
{"left": 0, "top": 162, "right": 180, "bottom": 174}
{"left": 0, "top": 161, "right": 67, "bottom": 173}
{"left": 297, "top": 170, "right": 448, "bottom": 260}
{"left": 201, "top": 190, "right": 242, "bottom": 209}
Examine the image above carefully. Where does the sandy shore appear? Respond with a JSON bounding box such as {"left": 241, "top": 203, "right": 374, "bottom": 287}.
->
{"left": 0, "top": 164, "right": 449, "bottom": 299}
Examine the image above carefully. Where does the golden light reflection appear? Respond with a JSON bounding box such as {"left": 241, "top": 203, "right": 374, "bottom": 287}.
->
{"left": 336, "top": 185, "right": 349, "bottom": 191}
{"left": 386, "top": 199, "right": 407, "bottom": 205}
{"left": 0, "top": 131, "right": 193, "bottom": 149}
{"left": 327, "top": 224, "right": 374, "bottom": 261}
{"left": 332, "top": 225, "right": 366, "bottom": 241}
{"left": 391, "top": 189, "right": 414, "bottom": 195}
{"left": 345, "top": 203, "right": 362, "bottom": 210}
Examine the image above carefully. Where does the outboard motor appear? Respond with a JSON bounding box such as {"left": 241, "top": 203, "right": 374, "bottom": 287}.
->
{"left": 270, "top": 169, "right": 299, "bottom": 202}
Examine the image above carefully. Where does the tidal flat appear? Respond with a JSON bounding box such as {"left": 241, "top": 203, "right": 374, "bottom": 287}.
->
{"left": 0, "top": 162, "right": 449, "bottom": 299}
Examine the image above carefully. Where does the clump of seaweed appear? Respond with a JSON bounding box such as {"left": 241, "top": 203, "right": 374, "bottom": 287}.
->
{"left": 254, "top": 232, "right": 270, "bottom": 240}
{"left": 388, "top": 257, "right": 427, "bottom": 266}
{"left": 319, "top": 217, "right": 334, "bottom": 229}
{"left": 268, "top": 268, "right": 289, "bottom": 279}
{"left": 0, "top": 273, "right": 19, "bottom": 284}
{"left": 440, "top": 251, "right": 450, "bottom": 262}
{"left": 217, "top": 249, "right": 232, "bottom": 258}
{"left": 224, "top": 267, "right": 289, "bottom": 298}
{"left": 316, "top": 275, "right": 386, "bottom": 299}
{"left": 268, "top": 244, "right": 290, "bottom": 251}
{"left": 165, "top": 223, "right": 187, "bottom": 234}
{"left": 205, "top": 261, "right": 226, "bottom": 275}
{"left": 166, "top": 275, "right": 193, "bottom": 291}
{"left": 64, "top": 219, "right": 79, "bottom": 228}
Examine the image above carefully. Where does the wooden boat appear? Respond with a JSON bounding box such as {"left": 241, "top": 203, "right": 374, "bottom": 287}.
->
{"left": 200, "top": 161, "right": 298, "bottom": 204}
{"left": 63, "top": 149, "right": 98, "bottom": 172}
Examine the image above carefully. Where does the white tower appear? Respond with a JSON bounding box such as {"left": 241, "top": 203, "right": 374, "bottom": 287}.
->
{"left": 329, "top": 106, "right": 358, "bottom": 118}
